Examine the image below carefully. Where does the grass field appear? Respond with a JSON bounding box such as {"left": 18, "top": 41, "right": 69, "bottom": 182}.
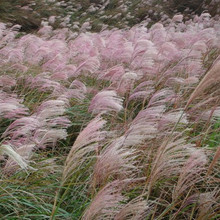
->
{"left": 0, "top": 1, "right": 220, "bottom": 219}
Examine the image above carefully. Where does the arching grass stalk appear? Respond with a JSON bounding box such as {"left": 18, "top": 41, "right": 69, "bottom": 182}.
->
{"left": 50, "top": 180, "right": 72, "bottom": 220}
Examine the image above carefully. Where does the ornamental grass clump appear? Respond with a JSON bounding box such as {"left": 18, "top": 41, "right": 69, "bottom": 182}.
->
{"left": 0, "top": 10, "right": 220, "bottom": 219}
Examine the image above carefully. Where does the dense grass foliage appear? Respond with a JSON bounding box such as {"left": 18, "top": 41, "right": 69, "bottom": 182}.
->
{"left": 0, "top": 1, "right": 220, "bottom": 219}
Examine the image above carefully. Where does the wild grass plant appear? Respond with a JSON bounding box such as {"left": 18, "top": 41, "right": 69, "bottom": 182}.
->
{"left": 0, "top": 5, "right": 220, "bottom": 220}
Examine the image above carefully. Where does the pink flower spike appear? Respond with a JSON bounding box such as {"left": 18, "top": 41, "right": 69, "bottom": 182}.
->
{"left": 89, "top": 90, "right": 123, "bottom": 114}
{"left": 83, "top": 181, "right": 125, "bottom": 220}
{"left": 173, "top": 14, "right": 183, "bottom": 23}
